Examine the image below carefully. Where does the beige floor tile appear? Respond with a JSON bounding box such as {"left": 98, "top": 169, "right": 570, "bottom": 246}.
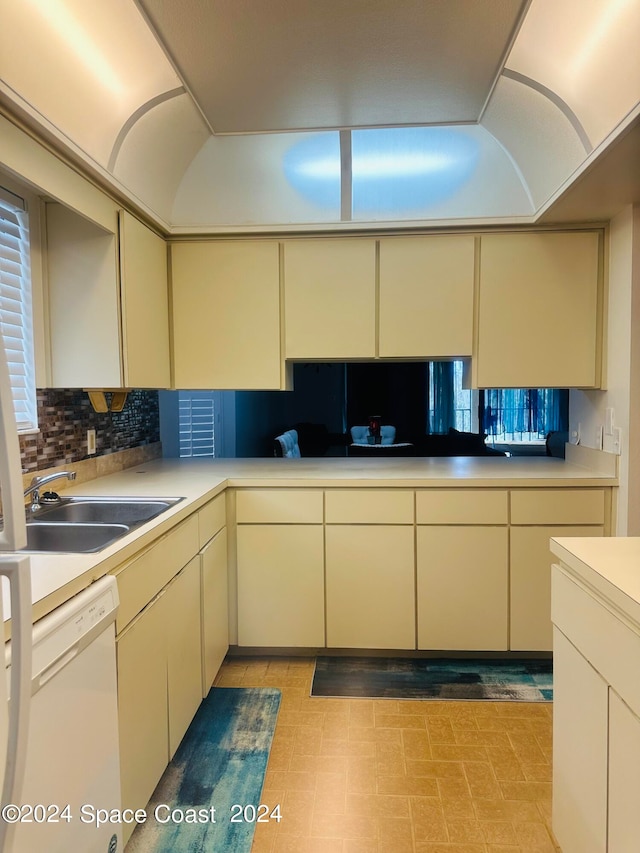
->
{"left": 314, "top": 785, "right": 347, "bottom": 815}
{"left": 310, "top": 811, "right": 378, "bottom": 839}
{"left": 499, "top": 781, "right": 552, "bottom": 802}
{"left": 479, "top": 820, "right": 517, "bottom": 845}
{"left": 218, "top": 657, "right": 556, "bottom": 853}
{"left": 440, "top": 799, "right": 476, "bottom": 822}
{"left": 455, "top": 730, "right": 511, "bottom": 748}
{"left": 512, "top": 821, "right": 557, "bottom": 851}
{"left": 485, "top": 747, "right": 526, "bottom": 782}
{"left": 446, "top": 819, "right": 486, "bottom": 843}
{"left": 350, "top": 726, "right": 402, "bottom": 744}
{"left": 473, "top": 799, "right": 541, "bottom": 822}
{"left": 402, "top": 730, "right": 433, "bottom": 759}
{"left": 347, "top": 793, "right": 411, "bottom": 819}
{"left": 412, "top": 817, "right": 449, "bottom": 843}
{"left": 375, "top": 713, "right": 427, "bottom": 729}
{"left": 290, "top": 754, "right": 349, "bottom": 774}
{"left": 437, "top": 776, "right": 472, "bottom": 799}
{"left": 378, "top": 775, "right": 439, "bottom": 796}
{"left": 343, "top": 839, "right": 377, "bottom": 853}
{"left": 406, "top": 759, "right": 465, "bottom": 779}
{"left": 425, "top": 717, "right": 456, "bottom": 744}
{"left": 430, "top": 744, "right": 488, "bottom": 762}
{"left": 463, "top": 762, "right": 502, "bottom": 799}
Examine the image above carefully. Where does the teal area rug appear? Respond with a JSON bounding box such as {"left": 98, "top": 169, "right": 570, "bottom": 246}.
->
{"left": 312, "top": 657, "right": 553, "bottom": 702}
{"left": 127, "top": 687, "right": 281, "bottom": 852}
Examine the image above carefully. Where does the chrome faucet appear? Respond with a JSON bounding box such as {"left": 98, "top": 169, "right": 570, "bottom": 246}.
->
{"left": 24, "top": 471, "right": 77, "bottom": 512}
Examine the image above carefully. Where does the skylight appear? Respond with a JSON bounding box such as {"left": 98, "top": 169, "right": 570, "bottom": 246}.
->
{"left": 283, "top": 127, "right": 480, "bottom": 221}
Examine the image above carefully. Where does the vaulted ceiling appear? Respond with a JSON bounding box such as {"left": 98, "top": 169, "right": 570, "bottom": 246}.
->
{"left": 0, "top": 0, "right": 638, "bottom": 232}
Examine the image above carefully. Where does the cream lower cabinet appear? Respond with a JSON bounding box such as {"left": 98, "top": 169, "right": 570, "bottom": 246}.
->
{"left": 325, "top": 525, "right": 414, "bottom": 649}
{"left": 166, "top": 557, "right": 202, "bottom": 757}
{"left": 608, "top": 690, "right": 640, "bottom": 852}
{"left": 201, "top": 528, "right": 229, "bottom": 694}
{"left": 236, "top": 525, "right": 324, "bottom": 646}
{"left": 416, "top": 490, "right": 509, "bottom": 651}
{"left": 510, "top": 489, "right": 606, "bottom": 651}
{"left": 198, "top": 494, "right": 228, "bottom": 695}
{"left": 114, "top": 515, "right": 200, "bottom": 843}
{"left": 417, "top": 527, "right": 508, "bottom": 651}
{"left": 552, "top": 555, "right": 640, "bottom": 853}
{"left": 325, "top": 489, "right": 415, "bottom": 649}
{"left": 236, "top": 489, "right": 324, "bottom": 647}
{"left": 117, "top": 589, "right": 169, "bottom": 840}
{"left": 553, "top": 626, "right": 608, "bottom": 853}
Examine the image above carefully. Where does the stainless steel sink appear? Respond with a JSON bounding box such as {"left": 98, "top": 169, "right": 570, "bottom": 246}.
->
{"left": 32, "top": 497, "right": 183, "bottom": 526}
{"left": 24, "top": 522, "right": 130, "bottom": 553}
{"left": 22, "top": 496, "right": 184, "bottom": 553}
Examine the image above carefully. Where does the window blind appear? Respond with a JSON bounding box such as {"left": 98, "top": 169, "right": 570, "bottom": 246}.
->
{"left": 178, "top": 391, "right": 215, "bottom": 457}
{"left": 0, "top": 190, "right": 37, "bottom": 431}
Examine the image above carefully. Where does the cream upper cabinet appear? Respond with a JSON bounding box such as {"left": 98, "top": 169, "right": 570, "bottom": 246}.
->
{"left": 379, "top": 235, "right": 475, "bottom": 358}
{"left": 171, "top": 240, "right": 283, "bottom": 389}
{"left": 46, "top": 204, "right": 171, "bottom": 389}
{"left": 284, "top": 238, "right": 376, "bottom": 359}
{"left": 475, "top": 231, "right": 601, "bottom": 388}
{"left": 119, "top": 210, "right": 170, "bottom": 389}
{"left": 46, "top": 202, "right": 122, "bottom": 388}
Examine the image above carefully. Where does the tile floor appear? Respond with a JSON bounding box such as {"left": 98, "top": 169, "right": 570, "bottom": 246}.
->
{"left": 214, "top": 656, "right": 561, "bottom": 853}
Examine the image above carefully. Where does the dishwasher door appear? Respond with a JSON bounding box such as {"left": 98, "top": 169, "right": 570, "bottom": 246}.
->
{"left": 6, "top": 575, "right": 122, "bottom": 853}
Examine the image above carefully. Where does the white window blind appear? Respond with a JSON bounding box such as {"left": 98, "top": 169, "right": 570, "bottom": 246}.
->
{"left": 178, "top": 391, "right": 215, "bottom": 457}
{"left": 0, "top": 189, "right": 37, "bottom": 432}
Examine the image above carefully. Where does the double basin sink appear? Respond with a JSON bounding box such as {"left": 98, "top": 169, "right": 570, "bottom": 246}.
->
{"left": 23, "top": 496, "right": 184, "bottom": 553}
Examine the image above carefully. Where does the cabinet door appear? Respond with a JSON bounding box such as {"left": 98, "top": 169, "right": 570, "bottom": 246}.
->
{"left": 417, "top": 526, "right": 508, "bottom": 650}
{"left": 284, "top": 238, "right": 376, "bottom": 358}
{"left": 608, "top": 690, "right": 640, "bottom": 852}
{"left": 46, "top": 202, "right": 122, "bottom": 388}
{"left": 166, "top": 556, "right": 203, "bottom": 757}
{"left": 553, "top": 628, "right": 607, "bottom": 853}
{"left": 510, "top": 525, "right": 603, "bottom": 651}
{"left": 379, "top": 235, "right": 475, "bottom": 358}
{"left": 116, "top": 592, "right": 169, "bottom": 838}
{"left": 119, "top": 210, "right": 170, "bottom": 388}
{"left": 171, "top": 240, "right": 283, "bottom": 389}
{"left": 237, "top": 525, "right": 324, "bottom": 646}
{"left": 476, "top": 231, "right": 601, "bottom": 388}
{"left": 201, "top": 528, "right": 229, "bottom": 695}
{"left": 326, "top": 525, "right": 415, "bottom": 649}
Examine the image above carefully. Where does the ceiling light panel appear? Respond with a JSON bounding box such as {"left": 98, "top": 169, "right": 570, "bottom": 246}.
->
{"left": 0, "top": 0, "right": 181, "bottom": 165}
{"left": 507, "top": 0, "right": 640, "bottom": 147}
{"left": 137, "top": 0, "right": 528, "bottom": 133}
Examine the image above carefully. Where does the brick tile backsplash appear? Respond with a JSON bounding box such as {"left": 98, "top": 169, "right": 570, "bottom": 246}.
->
{"left": 19, "top": 389, "right": 160, "bottom": 473}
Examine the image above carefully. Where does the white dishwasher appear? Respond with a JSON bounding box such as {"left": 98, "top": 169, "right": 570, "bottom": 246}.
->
{"left": 6, "top": 575, "right": 122, "bottom": 853}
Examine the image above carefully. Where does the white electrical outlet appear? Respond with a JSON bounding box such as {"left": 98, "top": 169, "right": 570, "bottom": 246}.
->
{"left": 613, "top": 427, "right": 622, "bottom": 454}
{"left": 605, "top": 407, "right": 614, "bottom": 436}
{"left": 596, "top": 425, "right": 604, "bottom": 450}
{"left": 87, "top": 429, "right": 96, "bottom": 455}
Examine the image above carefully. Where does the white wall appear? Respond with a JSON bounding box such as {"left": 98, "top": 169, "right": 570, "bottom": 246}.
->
{"left": 570, "top": 205, "right": 640, "bottom": 534}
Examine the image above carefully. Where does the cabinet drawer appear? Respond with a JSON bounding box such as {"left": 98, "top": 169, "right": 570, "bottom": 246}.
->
{"left": 198, "top": 493, "right": 226, "bottom": 548}
{"left": 115, "top": 514, "right": 199, "bottom": 632}
{"left": 511, "top": 489, "right": 605, "bottom": 525}
{"left": 552, "top": 566, "right": 640, "bottom": 718}
{"left": 236, "top": 489, "right": 323, "bottom": 523}
{"left": 416, "top": 490, "right": 508, "bottom": 525}
{"left": 325, "top": 489, "right": 414, "bottom": 524}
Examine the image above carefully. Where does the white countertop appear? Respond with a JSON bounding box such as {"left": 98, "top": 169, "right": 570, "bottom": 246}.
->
{"left": 6, "top": 454, "right": 617, "bottom": 632}
{"left": 550, "top": 536, "right": 640, "bottom": 626}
